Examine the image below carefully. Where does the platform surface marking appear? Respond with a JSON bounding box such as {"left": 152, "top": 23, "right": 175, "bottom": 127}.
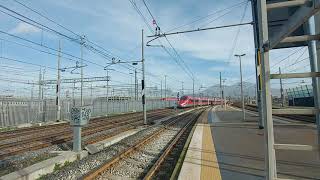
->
{"left": 201, "top": 124, "right": 222, "bottom": 180}
{"left": 178, "top": 119, "right": 222, "bottom": 180}
{"left": 178, "top": 124, "right": 203, "bottom": 180}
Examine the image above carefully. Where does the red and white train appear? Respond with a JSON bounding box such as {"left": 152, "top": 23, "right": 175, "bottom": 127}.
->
{"left": 177, "top": 96, "right": 225, "bottom": 108}
{"left": 161, "top": 96, "right": 226, "bottom": 108}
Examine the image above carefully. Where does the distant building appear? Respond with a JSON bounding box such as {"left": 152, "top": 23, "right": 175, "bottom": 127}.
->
{"left": 286, "top": 85, "right": 314, "bottom": 107}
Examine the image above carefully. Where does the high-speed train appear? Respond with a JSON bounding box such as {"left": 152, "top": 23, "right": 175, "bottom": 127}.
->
{"left": 177, "top": 96, "right": 225, "bottom": 108}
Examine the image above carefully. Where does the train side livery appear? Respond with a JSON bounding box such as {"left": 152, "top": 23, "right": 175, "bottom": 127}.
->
{"left": 177, "top": 96, "right": 225, "bottom": 108}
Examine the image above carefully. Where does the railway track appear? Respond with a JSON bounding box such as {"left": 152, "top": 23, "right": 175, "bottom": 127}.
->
{"left": 0, "top": 108, "right": 177, "bottom": 160}
{"left": 81, "top": 108, "right": 204, "bottom": 180}
{"left": 145, "top": 108, "right": 211, "bottom": 180}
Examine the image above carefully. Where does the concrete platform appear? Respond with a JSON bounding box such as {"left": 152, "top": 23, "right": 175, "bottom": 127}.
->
{"left": 178, "top": 106, "right": 320, "bottom": 180}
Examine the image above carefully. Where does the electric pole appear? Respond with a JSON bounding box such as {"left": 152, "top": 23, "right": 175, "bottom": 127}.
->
{"left": 193, "top": 78, "right": 195, "bottom": 108}
{"left": 130, "top": 72, "right": 133, "bottom": 98}
{"left": 90, "top": 83, "right": 93, "bottom": 105}
{"left": 41, "top": 69, "right": 45, "bottom": 122}
{"left": 56, "top": 40, "right": 61, "bottom": 121}
{"left": 135, "top": 69, "right": 138, "bottom": 100}
{"left": 38, "top": 68, "right": 42, "bottom": 118}
{"left": 279, "top": 67, "right": 284, "bottom": 107}
{"left": 181, "top": 81, "right": 184, "bottom": 96}
{"left": 72, "top": 80, "right": 75, "bottom": 106}
{"left": 160, "top": 79, "right": 163, "bottom": 100}
{"left": 106, "top": 69, "right": 110, "bottom": 116}
{"left": 220, "top": 72, "right": 222, "bottom": 107}
{"left": 142, "top": 29, "right": 147, "bottom": 125}
{"left": 164, "top": 75, "right": 167, "bottom": 107}
{"left": 80, "top": 36, "right": 84, "bottom": 106}
{"left": 235, "top": 53, "right": 246, "bottom": 121}
{"left": 222, "top": 79, "right": 227, "bottom": 110}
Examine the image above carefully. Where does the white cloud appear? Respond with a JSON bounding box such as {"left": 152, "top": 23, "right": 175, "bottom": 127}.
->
{"left": 9, "top": 22, "right": 40, "bottom": 34}
{"left": 208, "top": 66, "right": 226, "bottom": 72}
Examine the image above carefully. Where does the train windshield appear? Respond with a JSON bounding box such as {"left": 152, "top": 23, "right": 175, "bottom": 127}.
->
{"left": 180, "top": 96, "right": 188, "bottom": 100}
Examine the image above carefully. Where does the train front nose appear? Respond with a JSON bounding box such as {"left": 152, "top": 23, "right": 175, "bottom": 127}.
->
{"left": 178, "top": 100, "right": 186, "bottom": 107}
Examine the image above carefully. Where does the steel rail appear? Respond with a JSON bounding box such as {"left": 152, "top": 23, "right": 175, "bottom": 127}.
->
{"left": 143, "top": 110, "right": 199, "bottom": 179}
{"left": 81, "top": 110, "right": 201, "bottom": 180}
{"left": 0, "top": 109, "right": 174, "bottom": 159}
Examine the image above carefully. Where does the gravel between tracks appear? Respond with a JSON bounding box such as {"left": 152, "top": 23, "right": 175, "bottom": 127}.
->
{"left": 43, "top": 126, "right": 161, "bottom": 180}
{"left": 43, "top": 110, "right": 200, "bottom": 180}
{"left": 96, "top": 112, "right": 200, "bottom": 179}
{"left": 0, "top": 109, "right": 175, "bottom": 177}
{"left": 99, "top": 126, "right": 180, "bottom": 179}
{"left": 0, "top": 145, "right": 62, "bottom": 176}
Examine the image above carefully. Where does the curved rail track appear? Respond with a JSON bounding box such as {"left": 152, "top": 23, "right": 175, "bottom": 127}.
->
{"left": 0, "top": 108, "right": 179, "bottom": 160}
{"left": 81, "top": 108, "right": 205, "bottom": 180}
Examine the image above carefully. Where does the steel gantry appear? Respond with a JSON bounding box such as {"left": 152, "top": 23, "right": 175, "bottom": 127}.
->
{"left": 101, "top": 30, "right": 146, "bottom": 124}
{"left": 42, "top": 76, "right": 110, "bottom": 121}
{"left": 253, "top": 0, "right": 320, "bottom": 179}
{"left": 42, "top": 76, "right": 111, "bottom": 84}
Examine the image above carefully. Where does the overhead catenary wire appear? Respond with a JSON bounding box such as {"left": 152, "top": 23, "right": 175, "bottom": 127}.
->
{"left": 138, "top": 0, "right": 195, "bottom": 80}
{"left": 0, "top": 30, "right": 105, "bottom": 68}
{"left": 129, "top": 0, "right": 196, "bottom": 89}
{"left": 0, "top": 56, "right": 57, "bottom": 70}
{"left": 0, "top": 37, "right": 81, "bottom": 64}
{"left": 225, "top": 0, "right": 249, "bottom": 67}
{"left": 0, "top": 3, "right": 145, "bottom": 77}
{"left": 0, "top": 30, "right": 145, "bottom": 82}
{"left": 3, "top": 2, "right": 172, "bottom": 97}
{"left": 165, "top": 0, "right": 248, "bottom": 33}
{"left": 199, "top": 3, "right": 248, "bottom": 28}
{"left": 269, "top": 47, "right": 306, "bottom": 70}
{"left": 141, "top": 1, "right": 251, "bottom": 87}
{"left": 12, "top": 0, "right": 80, "bottom": 38}
{"left": 0, "top": 5, "right": 78, "bottom": 42}
{"left": 3, "top": 1, "right": 254, "bottom": 95}
{"left": 132, "top": 0, "right": 210, "bottom": 87}
{"left": 239, "top": 47, "right": 308, "bottom": 84}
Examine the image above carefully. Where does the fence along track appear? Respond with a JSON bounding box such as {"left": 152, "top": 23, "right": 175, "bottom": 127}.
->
{"left": 81, "top": 108, "right": 204, "bottom": 180}
{"left": 0, "top": 108, "right": 171, "bottom": 144}
{"left": 0, "top": 99, "right": 177, "bottom": 127}
{"left": 0, "top": 108, "right": 171, "bottom": 138}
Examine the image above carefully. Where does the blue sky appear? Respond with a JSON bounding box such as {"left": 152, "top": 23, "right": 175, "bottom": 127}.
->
{"left": 0, "top": 0, "right": 312, "bottom": 97}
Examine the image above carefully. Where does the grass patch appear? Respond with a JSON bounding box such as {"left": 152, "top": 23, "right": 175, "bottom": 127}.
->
{"left": 0, "top": 127, "right": 16, "bottom": 132}
{"left": 0, "top": 153, "right": 58, "bottom": 177}
{"left": 36, "top": 160, "right": 74, "bottom": 180}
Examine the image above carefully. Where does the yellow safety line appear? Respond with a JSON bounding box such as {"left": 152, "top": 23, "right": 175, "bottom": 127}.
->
{"left": 201, "top": 124, "right": 222, "bottom": 180}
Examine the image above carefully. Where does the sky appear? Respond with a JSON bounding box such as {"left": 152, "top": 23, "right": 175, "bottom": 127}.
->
{"left": 0, "top": 0, "right": 313, "bottom": 97}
